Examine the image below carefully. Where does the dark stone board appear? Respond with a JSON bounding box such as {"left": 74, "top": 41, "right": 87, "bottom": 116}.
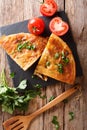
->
{"left": 0, "top": 11, "right": 83, "bottom": 89}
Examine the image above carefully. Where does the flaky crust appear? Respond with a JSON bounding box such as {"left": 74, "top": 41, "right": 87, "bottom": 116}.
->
{"left": 34, "top": 33, "right": 76, "bottom": 84}
{"left": 0, "top": 33, "right": 48, "bottom": 70}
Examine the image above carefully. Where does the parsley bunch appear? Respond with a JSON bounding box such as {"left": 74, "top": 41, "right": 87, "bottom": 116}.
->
{"left": 0, "top": 70, "right": 42, "bottom": 114}
{"left": 52, "top": 116, "right": 60, "bottom": 130}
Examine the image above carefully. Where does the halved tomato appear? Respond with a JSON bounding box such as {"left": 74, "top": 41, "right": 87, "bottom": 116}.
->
{"left": 28, "top": 17, "right": 45, "bottom": 35}
{"left": 40, "top": 0, "right": 58, "bottom": 16}
{"left": 49, "top": 17, "right": 69, "bottom": 36}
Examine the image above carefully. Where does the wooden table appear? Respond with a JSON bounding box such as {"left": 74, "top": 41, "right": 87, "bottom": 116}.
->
{"left": 0, "top": 0, "right": 87, "bottom": 130}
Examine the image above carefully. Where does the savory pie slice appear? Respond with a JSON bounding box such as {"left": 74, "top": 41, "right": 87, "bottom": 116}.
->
{"left": 34, "top": 33, "right": 76, "bottom": 84}
{"left": 0, "top": 33, "right": 48, "bottom": 70}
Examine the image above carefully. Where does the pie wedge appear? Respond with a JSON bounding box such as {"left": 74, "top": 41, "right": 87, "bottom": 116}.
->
{"left": 0, "top": 33, "right": 48, "bottom": 70}
{"left": 34, "top": 33, "right": 76, "bottom": 84}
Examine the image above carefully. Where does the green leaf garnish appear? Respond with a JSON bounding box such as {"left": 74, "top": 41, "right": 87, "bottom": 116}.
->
{"left": 52, "top": 116, "right": 60, "bottom": 130}
{"left": 57, "top": 63, "right": 63, "bottom": 73}
{"left": 45, "top": 61, "right": 51, "bottom": 67}
{"left": 0, "top": 70, "right": 45, "bottom": 114}
{"left": 61, "top": 51, "right": 69, "bottom": 64}
{"left": 34, "top": 84, "right": 46, "bottom": 99}
{"left": 69, "top": 111, "right": 74, "bottom": 121}
{"left": 10, "top": 72, "right": 15, "bottom": 78}
{"left": 17, "top": 79, "right": 27, "bottom": 90}
{"left": 26, "top": 44, "right": 36, "bottom": 50}
{"left": 17, "top": 41, "right": 35, "bottom": 52}
{"left": 49, "top": 96, "right": 55, "bottom": 102}
{"left": 54, "top": 52, "right": 59, "bottom": 59}
{"left": 63, "top": 57, "right": 69, "bottom": 64}
{"left": 17, "top": 41, "right": 29, "bottom": 51}
{"left": 34, "top": 84, "right": 42, "bottom": 89}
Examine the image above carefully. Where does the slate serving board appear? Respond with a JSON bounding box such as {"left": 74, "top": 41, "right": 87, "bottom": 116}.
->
{"left": 0, "top": 11, "right": 83, "bottom": 89}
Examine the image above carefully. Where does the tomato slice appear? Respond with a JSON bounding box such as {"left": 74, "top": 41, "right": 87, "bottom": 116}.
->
{"left": 28, "top": 17, "right": 45, "bottom": 35}
{"left": 40, "top": 0, "right": 58, "bottom": 16}
{"left": 49, "top": 17, "right": 69, "bottom": 36}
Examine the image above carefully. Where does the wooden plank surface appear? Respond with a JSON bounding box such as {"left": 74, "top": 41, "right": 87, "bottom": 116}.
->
{"left": 65, "top": 0, "right": 87, "bottom": 130}
{"left": 0, "top": 0, "right": 87, "bottom": 130}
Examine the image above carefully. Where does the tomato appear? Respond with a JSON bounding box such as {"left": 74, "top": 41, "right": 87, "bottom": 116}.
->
{"left": 28, "top": 17, "right": 45, "bottom": 35}
{"left": 49, "top": 17, "right": 69, "bottom": 36}
{"left": 40, "top": 0, "right": 58, "bottom": 16}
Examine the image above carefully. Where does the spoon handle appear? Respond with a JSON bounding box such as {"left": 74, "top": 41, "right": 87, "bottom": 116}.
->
{"left": 28, "top": 84, "right": 80, "bottom": 119}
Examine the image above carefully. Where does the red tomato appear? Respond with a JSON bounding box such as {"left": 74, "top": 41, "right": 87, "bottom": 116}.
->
{"left": 40, "top": 0, "right": 58, "bottom": 16}
{"left": 28, "top": 17, "right": 45, "bottom": 35}
{"left": 49, "top": 17, "right": 69, "bottom": 36}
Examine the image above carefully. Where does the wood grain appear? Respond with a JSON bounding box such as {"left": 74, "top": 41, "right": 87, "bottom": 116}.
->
{"left": 65, "top": 0, "right": 87, "bottom": 130}
{"left": 43, "top": 1, "right": 65, "bottom": 130}
{"left": 0, "top": 0, "right": 87, "bottom": 130}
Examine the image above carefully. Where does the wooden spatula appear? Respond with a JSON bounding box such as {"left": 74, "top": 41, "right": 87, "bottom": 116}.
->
{"left": 3, "top": 84, "right": 80, "bottom": 130}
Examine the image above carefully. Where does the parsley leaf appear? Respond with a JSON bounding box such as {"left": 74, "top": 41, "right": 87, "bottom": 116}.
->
{"left": 45, "top": 61, "right": 51, "bottom": 67}
{"left": 0, "top": 70, "right": 44, "bottom": 114}
{"left": 61, "top": 51, "right": 69, "bottom": 64}
{"left": 34, "top": 84, "right": 46, "bottom": 99}
{"left": 69, "top": 111, "right": 74, "bottom": 121}
{"left": 54, "top": 52, "right": 60, "bottom": 59}
{"left": 10, "top": 72, "right": 15, "bottom": 78}
{"left": 26, "top": 44, "right": 36, "bottom": 50}
{"left": 17, "top": 41, "right": 29, "bottom": 51}
{"left": 52, "top": 116, "right": 60, "bottom": 130}
{"left": 17, "top": 41, "right": 36, "bottom": 52}
{"left": 17, "top": 79, "right": 27, "bottom": 90}
{"left": 57, "top": 63, "right": 63, "bottom": 73}
{"left": 49, "top": 96, "right": 55, "bottom": 102}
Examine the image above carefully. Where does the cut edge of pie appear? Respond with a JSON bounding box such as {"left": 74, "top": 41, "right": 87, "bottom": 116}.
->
{"left": 34, "top": 33, "right": 76, "bottom": 85}
{"left": 0, "top": 33, "right": 48, "bottom": 71}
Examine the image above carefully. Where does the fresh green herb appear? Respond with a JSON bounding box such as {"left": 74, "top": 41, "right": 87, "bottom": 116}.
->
{"left": 45, "top": 61, "right": 50, "bottom": 67}
{"left": 52, "top": 116, "right": 60, "bottom": 130}
{"left": 34, "top": 84, "right": 46, "bottom": 99}
{"left": 26, "top": 44, "right": 36, "bottom": 50}
{"left": 69, "top": 112, "right": 74, "bottom": 121}
{"left": 10, "top": 72, "right": 15, "bottom": 78}
{"left": 0, "top": 70, "right": 43, "bottom": 114}
{"left": 17, "top": 41, "right": 29, "bottom": 51}
{"left": 57, "top": 63, "right": 63, "bottom": 73}
{"left": 63, "top": 57, "right": 69, "bottom": 64}
{"left": 17, "top": 79, "right": 27, "bottom": 90}
{"left": 34, "top": 84, "right": 42, "bottom": 89}
{"left": 61, "top": 51, "right": 69, "bottom": 64}
{"left": 49, "top": 96, "right": 55, "bottom": 102}
{"left": 17, "top": 41, "right": 36, "bottom": 52}
{"left": 54, "top": 52, "right": 59, "bottom": 59}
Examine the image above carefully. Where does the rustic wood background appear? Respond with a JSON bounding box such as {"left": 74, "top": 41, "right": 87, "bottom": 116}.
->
{"left": 0, "top": 0, "right": 87, "bottom": 130}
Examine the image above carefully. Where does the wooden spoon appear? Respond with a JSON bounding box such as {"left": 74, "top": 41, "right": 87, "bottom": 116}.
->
{"left": 3, "top": 84, "right": 80, "bottom": 130}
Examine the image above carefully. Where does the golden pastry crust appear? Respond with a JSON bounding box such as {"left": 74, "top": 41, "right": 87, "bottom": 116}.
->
{"left": 34, "top": 33, "right": 76, "bottom": 84}
{"left": 0, "top": 33, "right": 48, "bottom": 70}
